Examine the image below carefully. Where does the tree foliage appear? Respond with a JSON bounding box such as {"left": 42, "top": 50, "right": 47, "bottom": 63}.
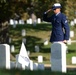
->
{"left": 0, "top": 0, "right": 76, "bottom": 22}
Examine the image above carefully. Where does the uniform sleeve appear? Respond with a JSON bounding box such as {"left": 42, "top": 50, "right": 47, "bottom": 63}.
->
{"left": 61, "top": 14, "right": 70, "bottom": 40}
{"left": 43, "top": 12, "right": 52, "bottom": 22}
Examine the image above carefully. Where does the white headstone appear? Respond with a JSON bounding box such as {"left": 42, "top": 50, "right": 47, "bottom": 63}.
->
{"left": 9, "top": 19, "right": 14, "bottom": 25}
{"left": 70, "top": 21, "right": 74, "bottom": 26}
{"left": 70, "top": 31, "right": 74, "bottom": 38}
{"left": 72, "top": 56, "right": 76, "bottom": 64}
{"left": 26, "top": 19, "right": 30, "bottom": 24}
{"left": 0, "top": 44, "right": 10, "bottom": 69}
{"left": 37, "top": 18, "right": 41, "bottom": 24}
{"left": 44, "top": 39, "right": 48, "bottom": 45}
{"left": 13, "top": 20, "right": 16, "bottom": 28}
{"left": 21, "top": 29, "right": 26, "bottom": 36}
{"left": 74, "top": 18, "right": 76, "bottom": 24}
{"left": 51, "top": 42, "right": 67, "bottom": 73}
{"left": 29, "top": 18, "right": 32, "bottom": 24}
{"left": 9, "top": 37, "right": 12, "bottom": 43}
{"left": 10, "top": 45, "right": 15, "bottom": 52}
{"left": 19, "top": 20, "right": 24, "bottom": 24}
{"left": 35, "top": 45, "right": 40, "bottom": 52}
{"left": 38, "top": 55, "right": 43, "bottom": 63}
{"left": 19, "top": 20, "right": 22, "bottom": 24}
{"left": 14, "top": 20, "right": 18, "bottom": 25}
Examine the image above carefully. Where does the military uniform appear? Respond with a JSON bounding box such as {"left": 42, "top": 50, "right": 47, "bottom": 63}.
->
{"left": 43, "top": 12, "right": 70, "bottom": 43}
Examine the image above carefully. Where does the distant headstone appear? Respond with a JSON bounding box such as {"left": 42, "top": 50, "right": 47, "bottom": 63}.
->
{"left": 29, "top": 60, "right": 44, "bottom": 70}
{"left": 37, "top": 55, "right": 44, "bottom": 70}
{"left": 26, "top": 19, "right": 29, "bottom": 24}
{"left": 72, "top": 56, "right": 76, "bottom": 64}
{"left": 13, "top": 20, "right": 17, "bottom": 28}
{"left": 70, "top": 21, "right": 74, "bottom": 26}
{"left": 37, "top": 18, "right": 41, "bottom": 24}
{"left": 0, "top": 44, "right": 10, "bottom": 69}
{"left": 33, "top": 63, "right": 38, "bottom": 70}
{"left": 21, "top": 29, "right": 26, "bottom": 36}
{"left": 19, "top": 20, "right": 21, "bottom": 24}
{"left": 70, "top": 31, "right": 74, "bottom": 38}
{"left": 10, "top": 45, "right": 15, "bottom": 52}
{"left": 35, "top": 45, "right": 40, "bottom": 52}
{"left": 29, "top": 18, "right": 32, "bottom": 24}
{"left": 51, "top": 42, "right": 67, "bottom": 73}
{"left": 38, "top": 55, "right": 43, "bottom": 63}
{"left": 44, "top": 39, "right": 48, "bottom": 45}
{"left": 19, "top": 20, "right": 24, "bottom": 24}
{"left": 38, "top": 63, "right": 45, "bottom": 70}
{"left": 9, "top": 37, "right": 12, "bottom": 43}
{"left": 14, "top": 20, "right": 18, "bottom": 25}
{"left": 9, "top": 19, "right": 14, "bottom": 25}
{"left": 74, "top": 18, "right": 76, "bottom": 24}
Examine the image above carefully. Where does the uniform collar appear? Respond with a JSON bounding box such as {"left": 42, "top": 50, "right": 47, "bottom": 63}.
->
{"left": 56, "top": 12, "right": 61, "bottom": 16}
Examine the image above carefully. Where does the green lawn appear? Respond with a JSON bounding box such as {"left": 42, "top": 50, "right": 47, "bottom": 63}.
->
{"left": 0, "top": 68, "right": 76, "bottom": 75}
{"left": 9, "top": 24, "right": 76, "bottom": 66}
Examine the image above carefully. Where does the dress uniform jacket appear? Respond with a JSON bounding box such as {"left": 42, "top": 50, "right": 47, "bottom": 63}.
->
{"left": 43, "top": 12, "right": 70, "bottom": 42}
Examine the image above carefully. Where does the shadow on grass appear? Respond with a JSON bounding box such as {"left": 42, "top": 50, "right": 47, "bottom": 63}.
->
{"left": 68, "top": 49, "right": 76, "bottom": 53}
{"left": 9, "top": 23, "right": 52, "bottom": 32}
{"left": 9, "top": 24, "right": 51, "bottom": 53}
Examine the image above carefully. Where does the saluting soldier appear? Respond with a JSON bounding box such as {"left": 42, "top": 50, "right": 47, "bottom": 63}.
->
{"left": 43, "top": 3, "right": 70, "bottom": 44}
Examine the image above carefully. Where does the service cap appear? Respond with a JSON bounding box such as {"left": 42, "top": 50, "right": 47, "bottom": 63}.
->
{"left": 52, "top": 3, "right": 61, "bottom": 10}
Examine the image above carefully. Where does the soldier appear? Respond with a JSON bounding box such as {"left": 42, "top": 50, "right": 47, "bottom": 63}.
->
{"left": 43, "top": 3, "right": 70, "bottom": 44}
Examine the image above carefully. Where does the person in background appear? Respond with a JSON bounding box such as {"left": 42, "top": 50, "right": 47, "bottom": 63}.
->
{"left": 43, "top": 3, "right": 70, "bottom": 44}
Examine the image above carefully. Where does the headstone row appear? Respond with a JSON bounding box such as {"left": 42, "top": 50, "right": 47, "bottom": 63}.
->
{"left": 1, "top": 42, "right": 76, "bottom": 72}
{"left": 0, "top": 43, "right": 44, "bottom": 70}
{"left": 9, "top": 19, "right": 25, "bottom": 25}
{"left": 26, "top": 18, "right": 41, "bottom": 24}
{"left": 16, "top": 54, "right": 44, "bottom": 70}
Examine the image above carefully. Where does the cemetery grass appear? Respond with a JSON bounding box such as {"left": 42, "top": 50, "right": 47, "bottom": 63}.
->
{"left": 0, "top": 68, "right": 76, "bottom": 75}
{"left": 9, "top": 24, "right": 76, "bottom": 66}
